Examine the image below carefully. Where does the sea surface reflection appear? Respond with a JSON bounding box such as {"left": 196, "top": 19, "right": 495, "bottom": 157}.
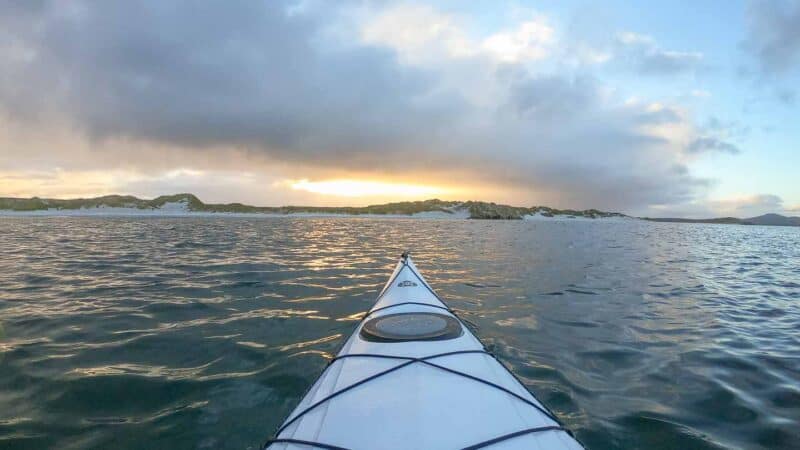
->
{"left": 0, "top": 217, "right": 798, "bottom": 449}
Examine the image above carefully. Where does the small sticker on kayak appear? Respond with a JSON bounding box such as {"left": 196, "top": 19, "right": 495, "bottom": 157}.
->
{"left": 397, "top": 280, "right": 418, "bottom": 287}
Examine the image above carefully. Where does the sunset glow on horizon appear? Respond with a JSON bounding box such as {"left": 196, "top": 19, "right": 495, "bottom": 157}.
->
{"left": 288, "top": 179, "right": 450, "bottom": 199}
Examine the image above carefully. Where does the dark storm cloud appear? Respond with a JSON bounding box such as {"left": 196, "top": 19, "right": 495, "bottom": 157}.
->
{"left": 458, "top": 70, "right": 705, "bottom": 209}
{"left": 0, "top": 0, "right": 712, "bottom": 212}
{"left": 746, "top": 0, "right": 800, "bottom": 74}
{"left": 1, "top": 0, "right": 448, "bottom": 162}
{"left": 687, "top": 116, "right": 748, "bottom": 155}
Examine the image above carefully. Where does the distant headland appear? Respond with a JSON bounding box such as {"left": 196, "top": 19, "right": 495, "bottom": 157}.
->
{"left": 0, "top": 193, "right": 797, "bottom": 226}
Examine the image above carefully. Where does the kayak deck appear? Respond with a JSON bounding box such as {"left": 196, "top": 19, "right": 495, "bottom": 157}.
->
{"left": 265, "top": 254, "right": 583, "bottom": 450}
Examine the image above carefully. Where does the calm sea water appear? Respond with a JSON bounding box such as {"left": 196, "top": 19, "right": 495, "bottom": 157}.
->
{"left": 0, "top": 217, "right": 798, "bottom": 450}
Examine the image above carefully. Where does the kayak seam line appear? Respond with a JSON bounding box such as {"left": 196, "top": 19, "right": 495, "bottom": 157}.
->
{"left": 270, "top": 350, "right": 563, "bottom": 449}
{"left": 264, "top": 437, "right": 350, "bottom": 450}
{"left": 404, "top": 259, "right": 583, "bottom": 446}
{"left": 374, "top": 260, "right": 409, "bottom": 300}
{"left": 403, "top": 263, "right": 573, "bottom": 420}
{"left": 325, "top": 351, "right": 561, "bottom": 424}
{"left": 272, "top": 350, "right": 490, "bottom": 438}
{"left": 459, "top": 425, "right": 567, "bottom": 450}
{"left": 265, "top": 259, "right": 437, "bottom": 447}
{"left": 486, "top": 352, "right": 571, "bottom": 430}
{"left": 421, "top": 360, "right": 561, "bottom": 424}
{"left": 329, "top": 350, "right": 487, "bottom": 365}
{"left": 403, "top": 259, "right": 440, "bottom": 300}
{"left": 360, "top": 301, "right": 452, "bottom": 320}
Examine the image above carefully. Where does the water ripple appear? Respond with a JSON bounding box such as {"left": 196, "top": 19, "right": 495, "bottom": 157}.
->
{"left": 0, "top": 217, "right": 798, "bottom": 449}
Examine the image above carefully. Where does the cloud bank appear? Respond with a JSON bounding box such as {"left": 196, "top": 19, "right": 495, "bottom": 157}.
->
{"left": 0, "top": 1, "right": 746, "bottom": 213}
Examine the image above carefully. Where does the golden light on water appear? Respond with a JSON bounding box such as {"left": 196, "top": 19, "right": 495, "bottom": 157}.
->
{"left": 289, "top": 179, "right": 447, "bottom": 198}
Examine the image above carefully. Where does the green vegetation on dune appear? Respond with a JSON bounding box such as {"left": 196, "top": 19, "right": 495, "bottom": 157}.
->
{"left": 463, "top": 202, "right": 627, "bottom": 220}
{"left": 188, "top": 198, "right": 463, "bottom": 215}
{"left": 0, "top": 193, "right": 627, "bottom": 219}
{"left": 0, "top": 193, "right": 202, "bottom": 211}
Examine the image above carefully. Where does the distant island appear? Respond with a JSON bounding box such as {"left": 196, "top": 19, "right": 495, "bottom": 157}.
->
{"left": 642, "top": 213, "right": 800, "bottom": 227}
{"left": 0, "top": 193, "right": 798, "bottom": 226}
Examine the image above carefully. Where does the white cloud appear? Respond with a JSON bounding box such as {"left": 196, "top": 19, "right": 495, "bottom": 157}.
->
{"left": 570, "top": 44, "right": 612, "bottom": 65}
{"left": 360, "top": 4, "right": 473, "bottom": 64}
{"left": 616, "top": 31, "right": 655, "bottom": 46}
{"left": 360, "top": 4, "right": 555, "bottom": 65}
{"left": 480, "top": 16, "right": 555, "bottom": 63}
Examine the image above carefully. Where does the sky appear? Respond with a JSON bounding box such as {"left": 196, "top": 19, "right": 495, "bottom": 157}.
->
{"left": 0, "top": 0, "right": 798, "bottom": 217}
